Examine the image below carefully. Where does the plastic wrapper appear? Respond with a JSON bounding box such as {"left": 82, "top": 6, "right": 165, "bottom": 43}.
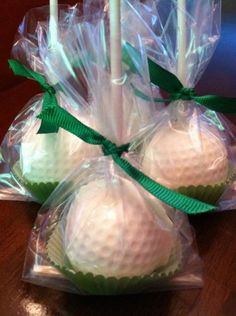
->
{"left": 23, "top": 1, "right": 203, "bottom": 295}
{"left": 127, "top": 0, "right": 236, "bottom": 209}
{"left": 0, "top": 5, "right": 103, "bottom": 203}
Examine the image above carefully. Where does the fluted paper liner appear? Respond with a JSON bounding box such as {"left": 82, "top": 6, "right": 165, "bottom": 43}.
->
{"left": 177, "top": 166, "right": 236, "bottom": 205}
{"left": 47, "top": 224, "right": 182, "bottom": 295}
{"left": 177, "top": 183, "right": 226, "bottom": 204}
{"left": 12, "top": 161, "right": 58, "bottom": 203}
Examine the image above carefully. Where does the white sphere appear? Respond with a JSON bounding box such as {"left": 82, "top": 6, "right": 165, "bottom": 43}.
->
{"left": 142, "top": 123, "right": 229, "bottom": 189}
{"left": 20, "top": 105, "right": 100, "bottom": 183}
{"left": 64, "top": 178, "right": 176, "bottom": 278}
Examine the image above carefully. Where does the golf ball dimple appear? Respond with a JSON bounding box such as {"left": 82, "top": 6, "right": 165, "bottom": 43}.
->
{"left": 142, "top": 124, "right": 229, "bottom": 189}
{"left": 20, "top": 105, "right": 100, "bottom": 183}
{"left": 64, "top": 177, "right": 176, "bottom": 278}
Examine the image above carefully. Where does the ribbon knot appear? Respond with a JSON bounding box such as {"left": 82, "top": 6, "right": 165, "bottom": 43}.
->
{"left": 171, "top": 87, "right": 196, "bottom": 101}
{"left": 102, "top": 140, "right": 129, "bottom": 157}
{"left": 123, "top": 42, "right": 236, "bottom": 113}
{"left": 37, "top": 106, "right": 216, "bottom": 214}
{"left": 9, "top": 58, "right": 218, "bottom": 214}
{"left": 41, "top": 83, "right": 56, "bottom": 96}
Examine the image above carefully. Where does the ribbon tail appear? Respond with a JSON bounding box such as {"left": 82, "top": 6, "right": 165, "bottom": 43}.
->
{"left": 112, "top": 154, "right": 216, "bottom": 215}
{"left": 131, "top": 83, "right": 172, "bottom": 103}
{"left": 37, "top": 120, "right": 59, "bottom": 134}
{"left": 194, "top": 95, "right": 236, "bottom": 113}
{"left": 8, "top": 59, "right": 32, "bottom": 78}
{"left": 37, "top": 93, "right": 59, "bottom": 134}
{"left": 38, "top": 107, "right": 104, "bottom": 144}
{"left": 8, "top": 59, "right": 47, "bottom": 85}
{"left": 122, "top": 42, "right": 184, "bottom": 94}
{"left": 122, "top": 42, "right": 142, "bottom": 75}
{"left": 37, "top": 105, "right": 217, "bottom": 215}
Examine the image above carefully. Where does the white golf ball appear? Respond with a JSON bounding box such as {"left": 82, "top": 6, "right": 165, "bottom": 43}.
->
{"left": 20, "top": 102, "right": 100, "bottom": 183}
{"left": 142, "top": 123, "right": 229, "bottom": 189}
{"left": 64, "top": 177, "right": 176, "bottom": 278}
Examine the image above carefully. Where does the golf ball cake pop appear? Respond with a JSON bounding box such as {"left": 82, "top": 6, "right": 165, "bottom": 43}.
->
{"left": 20, "top": 114, "right": 99, "bottom": 184}
{"left": 14, "top": 98, "right": 101, "bottom": 202}
{"left": 64, "top": 177, "right": 176, "bottom": 278}
{"left": 142, "top": 122, "right": 229, "bottom": 191}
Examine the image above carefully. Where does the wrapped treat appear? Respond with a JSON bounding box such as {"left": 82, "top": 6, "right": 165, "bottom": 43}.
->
{"left": 9, "top": 92, "right": 100, "bottom": 203}
{"left": 128, "top": 0, "right": 236, "bottom": 206}
{"left": 24, "top": 157, "right": 202, "bottom": 295}
{"left": 64, "top": 177, "right": 176, "bottom": 278}
{"left": 23, "top": 1, "right": 204, "bottom": 295}
{"left": 0, "top": 5, "right": 101, "bottom": 203}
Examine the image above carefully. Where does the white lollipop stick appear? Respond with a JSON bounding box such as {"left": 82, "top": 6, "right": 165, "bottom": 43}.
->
{"left": 109, "top": 0, "right": 123, "bottom": 142}
{"left": 177, "top": 0, "right": 187, "bottom": 85}
{"left": 48, "top": 0, "right": 61, "bottom": 85}
{"left": 49, "top": 0, "right": 58, "bottom": 49}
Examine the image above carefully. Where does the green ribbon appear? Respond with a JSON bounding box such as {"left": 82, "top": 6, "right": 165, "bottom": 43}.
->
{"left": 123, "top": 42, "right": 236, "bottom": 113}
{"left": 7, "top": 58, "right": 224, "bottom": 214}
{"left": 8, "top": 59, "right": 59, "bottom": 133}
{"left": 37, "top": 106, "right": 217, "bottom": 215}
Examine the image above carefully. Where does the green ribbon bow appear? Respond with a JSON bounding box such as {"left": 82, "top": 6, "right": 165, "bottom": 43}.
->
{"left": 37, "top": 105, "right": 217, "bottom": 215}
{"left": 7, "top": 58, "right": 224, "bottom": 214}
{"left": 123, "top": 42, "right": 236, "bottom": 113}
{"left": 8, "top": 59, "right": 59, "bottom": 133}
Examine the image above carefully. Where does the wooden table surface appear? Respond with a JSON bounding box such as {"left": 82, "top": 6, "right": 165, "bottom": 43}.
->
{"left": 0, "top": 10, "right": 236, "bottom": 316}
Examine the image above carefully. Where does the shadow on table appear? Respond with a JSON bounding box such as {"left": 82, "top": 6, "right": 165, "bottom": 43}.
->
{"left": 19, "top": 285, "right": 189, "bottom": 316}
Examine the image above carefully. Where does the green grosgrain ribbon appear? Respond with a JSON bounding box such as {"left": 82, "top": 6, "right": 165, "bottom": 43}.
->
{"left": 8, "top": 59, "right": 59, "bottom": 133}
{"left": 37, "top": 106, "right": 217, "bottom": 214}
{"left": 123, "top": 42, "right": 236, "bottom": 112}
{"left": 7, "top": 58, "right": 220, "bottom": 214}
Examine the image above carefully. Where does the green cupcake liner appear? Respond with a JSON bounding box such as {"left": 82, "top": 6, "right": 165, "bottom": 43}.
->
{"left": 12, "top": 161, "right": 58, "bottom": 204}
{"left": 177, "top": 183, "right": 226, "bottom": 205}
{"left": 47, "top": 224, "right": 182, "bottom": 295}
{"left": 177, "top": 166, "right": 236, "bottom": 205}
